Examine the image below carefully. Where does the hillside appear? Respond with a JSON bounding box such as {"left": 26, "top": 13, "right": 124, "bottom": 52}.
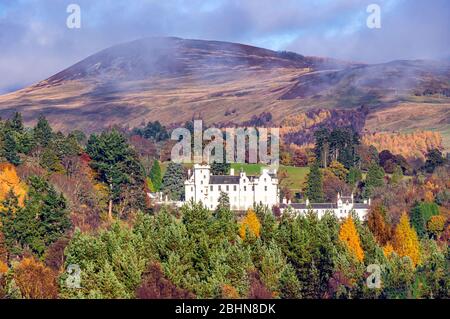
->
{"left": 0, "top": 37, "right": 449, "bottom": 147}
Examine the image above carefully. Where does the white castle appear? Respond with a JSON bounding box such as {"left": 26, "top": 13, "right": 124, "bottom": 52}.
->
{"left": 280, "top": 193, "right": 370, "bottom": 220}
{"left": 184, "top": 164, "right": 279, "bottom": 211}
{"left": 151, "top": 164, "right": 370, "bottom": 219}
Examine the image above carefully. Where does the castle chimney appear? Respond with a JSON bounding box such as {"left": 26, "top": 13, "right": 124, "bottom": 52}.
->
{"left": 230, "top": 168, "right": 235, "bottom": 176}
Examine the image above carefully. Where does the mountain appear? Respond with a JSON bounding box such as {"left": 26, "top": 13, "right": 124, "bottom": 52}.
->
{"left": 0, "top": 36, "right": 449, "bottom": 147}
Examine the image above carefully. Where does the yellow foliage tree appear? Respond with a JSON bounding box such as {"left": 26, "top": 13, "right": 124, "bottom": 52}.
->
{"left": 239, "top": 208, "right": 261, "bottom": 240}
{"left": 427, "top": 215, "right": 445, "bottom": 238}
{"left": 339, "top": 216, "right": 365, "bottom": 262}
{"left": 0, "top": 261, "right": 7, "bottom": 275}
{"left": 393, "top": 212, "right": 421, "bottom": 267}
{"left": 0, "top": 163, "right": 27, "bottom": 208}
{"left": 383, "top": 242, "right": 394, "bottom": 258}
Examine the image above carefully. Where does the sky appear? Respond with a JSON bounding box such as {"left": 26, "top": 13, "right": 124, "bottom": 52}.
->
{"left": 0, "top": 0, "right": 449, "bottom": 94}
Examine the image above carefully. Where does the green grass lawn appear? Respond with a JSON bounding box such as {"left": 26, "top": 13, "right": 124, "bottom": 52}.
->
{"left": 231, "top": 163, "right": 309, "bottom": 192}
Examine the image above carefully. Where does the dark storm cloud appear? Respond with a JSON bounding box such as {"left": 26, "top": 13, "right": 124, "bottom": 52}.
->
{"left": 0, "top": 0, "right": 449, "bottom": 93}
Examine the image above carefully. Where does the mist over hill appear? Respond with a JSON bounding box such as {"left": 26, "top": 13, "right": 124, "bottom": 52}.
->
{"left": 0, "top": 37, "right": 449, "bottom": 145}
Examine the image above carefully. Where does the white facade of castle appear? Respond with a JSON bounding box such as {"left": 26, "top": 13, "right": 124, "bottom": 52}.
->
{"left": 184, "top": 164, "right": 279, "bottom": 211}
{"left": 280, "top": 193, "right": 370, "bottom": 220}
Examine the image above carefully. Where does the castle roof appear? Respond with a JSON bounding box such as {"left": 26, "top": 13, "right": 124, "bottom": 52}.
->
{"left": 209, "top": 175, "right": 241, "bottom": 184}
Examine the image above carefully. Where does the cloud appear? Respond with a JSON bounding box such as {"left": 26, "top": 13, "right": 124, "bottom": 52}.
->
{"left": 0, "top": 0, "right": 449, "bottom": 93}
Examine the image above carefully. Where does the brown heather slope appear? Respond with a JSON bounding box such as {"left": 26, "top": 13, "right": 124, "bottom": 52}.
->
{"left": 0, "top": 36, "right": 449, "bottom": 146}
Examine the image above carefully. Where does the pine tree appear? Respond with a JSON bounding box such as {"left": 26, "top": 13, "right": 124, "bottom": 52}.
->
{"left": 39, "top": 187, "right": 71, "bottom": 245}
{"left": 363, "top": 163, "right": 385, "bottom": 198}
{"left": 10, "top": 112, "right": 24, "bottom": 134}
{"left": 0, "top": 190, "right": 22, "bottom": 255}
{"left": 347, "top": 167, "right": 362, "bottom": 186}
{"left": 410, "top": 201, "right": 439, "bottom": 238}
{"left": 339, "top": 216, "right": 365, "bottom": 262}
{"left": 216, "top": 191, "right": 230, "bottom": 211}
{"left": 393, "top": 213, "right": 421, "bottom": 267}
{"left": 86, "top": 129, "right": 146, "bottom": 217}
{"left": 2, "top": 132, "right": 21, "bottom": 165}
{"left": 33, "top": 115, "right": 53, "bottom": 147}
{"left": 161, "top": 162, "right": 185, "bottom": 201}
{"left": 149, "top": 160, "right": 162, "bottom": 191}
{"left": 211, "top": 161, "right": 230, "bottom": 175}
{"left": 305, "top": 162, "right": 324, "bottom": 202}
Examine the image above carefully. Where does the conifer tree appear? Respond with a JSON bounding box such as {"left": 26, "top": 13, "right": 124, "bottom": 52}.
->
{"left": 239, "top": 208, "right": 261, "bottom": 240}
{"left": 2, "top": 132, "right": 21, "bottom": 165}
{"left": 339, "top": 216, "right": 365, "bottom": 262}
{"left": 10, "top": 112, "right": 24, "bottom": 134}
{"left": 33, "top": 115, "right": 53, "bottom": 147}
{"left": 161, "top": 162, "right": 185, "bottom": 201}
{"left": 363, "top": 163, "right": 385, "bottom": 198}
{"left": 305, "top": 162, "right": 324, "bottom": 202}
{"left": 393, "top": 213, "right": 421, "bottom": 267}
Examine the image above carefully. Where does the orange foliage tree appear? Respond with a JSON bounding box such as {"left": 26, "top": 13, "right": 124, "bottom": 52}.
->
{"left": 362, "top": 131, "right": 442, "bottom": 161}
{"left": 367, "top": 205, "right": 391, "bottom": 245}
{"left": 392, "top": 213, "right": 421, "bottom": 267}
{"left": 13, "top": 257, "right": 59, "bottom": 299}
{"left": 0, "top": 163, "right": 27, "bottom": 207}
{"left": 239, "top": 208, "right": 261, "bottom": 240}
{"left": 339, "top": 216, "right": 365, "bottom": 262}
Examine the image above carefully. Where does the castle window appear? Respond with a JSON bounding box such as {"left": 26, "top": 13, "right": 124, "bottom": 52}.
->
{"left": 252, "top": 186, "right": 255, "bottom": 191}
{"left": 218, "top": 185, "right": 221, "bottom": 191}
{"left": 191, "top": 187, "right": 193, "bottom": 191}
{"left": 264, "top": 186, "right": 267, "bottom": 191}
{"left": 210, "top": 186, "right": 213, "bottom": 191}
{"left": 233, "top": 185, "right": 237, "bottom": 191}
{"left": 226, "top": 185, "right": 229, "bottom": 191}
{"left": 244, "top": 186, "right": 247, "bottom": 191}
{"left": 201, "top": 180, "right": 203, "bottom": 185}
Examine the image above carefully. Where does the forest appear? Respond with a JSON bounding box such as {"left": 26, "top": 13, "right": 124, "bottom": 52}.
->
{"left": 0, "top": 112, "right": 448, "bottom": 299}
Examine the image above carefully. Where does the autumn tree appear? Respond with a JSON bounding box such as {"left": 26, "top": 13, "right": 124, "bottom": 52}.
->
{"left": 393, "top": 213, "right": 421, "bottom": 267}
{"left": 13, "top": 257, "right": 59, "bottom": 299}
{"left": 0, "top": 162, "right": 27, "bottom": 207}
{"left": 136, "top": 262, "right": 195, "bottom": 299}
{"left": 427, "top": 215, "right": 445, "bottom": 239}
{"left": 339, "top": 216, "right": 364, "bottom": 262}
{"left": 367, "top": 205, "right": 391, "bottom": 245}
{"left": 239, "top": 208, "right": 261, "bottom": 240}
{"left": 247, "top": 270, "right": 273, "bottom": 299}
